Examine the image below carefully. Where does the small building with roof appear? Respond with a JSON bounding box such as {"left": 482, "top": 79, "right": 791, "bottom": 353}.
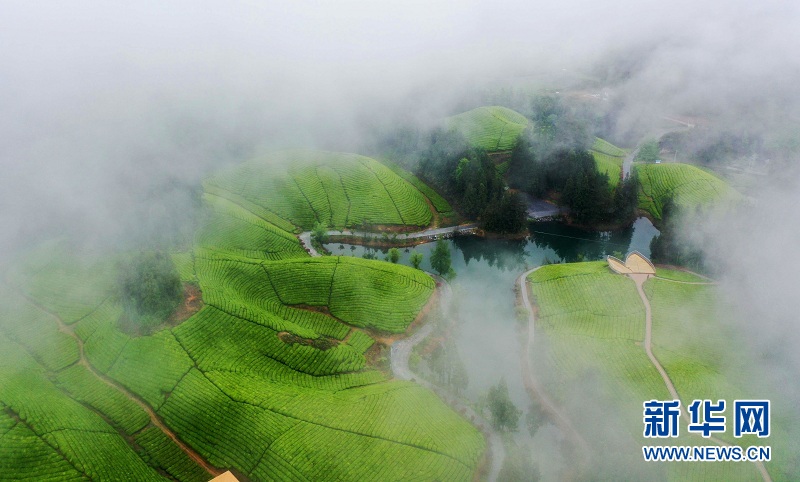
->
{"left": 607, "top": 251, "right": 656, "bottom": 276}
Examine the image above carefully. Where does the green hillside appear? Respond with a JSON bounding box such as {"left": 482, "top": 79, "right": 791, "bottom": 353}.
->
{"left": 1, "top": 151, "right": 485, "bottom": 481}
{"left": 591, "top": 137, "right": 627, "bottom": 157}
{"left": 446, "top": 106, "right": 530, "bottom": 151}
{"left": 206, "top": 150, "right": 434, "bottom": 230}
{"left": 591, "top": 137, "right": 625, "bottom": 188}
{"left": 382, "top": 159, "right": 453, "bottom": 216}
{"left": 528, "top": 262, "right": 789, "bottom": 480}
{"left": 634, "top": 163, "right": 741, "bottom": 219}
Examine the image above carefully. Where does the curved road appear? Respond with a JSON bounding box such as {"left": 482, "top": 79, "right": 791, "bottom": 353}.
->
{"left": 298, "top": 224, "right": 479, "bottom": 255}
{"left": 630, "top": 273, "right": 771, "bottom": 482}
{"left": 10, "top": 285, "right": 222, "bottom": 478}
{"left": 518, "top": 269, "right": 590, "bottom": 460}
{"left": 391, "top": 278, "right": 506, "bottom": 482}
{"left": 300, "top": 237, "right": 504, "bottom": 481}
{"left": 632, "top": 274, "right": 682, "bottom": 402}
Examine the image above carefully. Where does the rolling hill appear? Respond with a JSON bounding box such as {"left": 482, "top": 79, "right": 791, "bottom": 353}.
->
{"left": 0, "top": 150, "right": 485, "bottom": 481}
{"left": 591, "top": 137, "right": 626, "bottom": 188}
{"left": 634, "top": 162, "right": 742, "bottom": 219}
{"left": 446, "top": 106, "right": 530, "bottom": 152}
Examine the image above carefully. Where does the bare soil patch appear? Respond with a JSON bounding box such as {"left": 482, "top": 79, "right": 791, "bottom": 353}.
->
{"left": 168, "top": 283, "right": 203, "bottom": 325}
{"left": 118, "top": 283, "right": 204, "bottom": 337}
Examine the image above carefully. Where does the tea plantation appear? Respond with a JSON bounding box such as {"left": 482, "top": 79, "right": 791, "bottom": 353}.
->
{"left": 0, "top": 150, "right": 484, "bottom": 481}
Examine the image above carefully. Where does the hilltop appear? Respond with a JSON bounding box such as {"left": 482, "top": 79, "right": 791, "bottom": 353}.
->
{"left": 590, "top": 137, "right": 626, "bottom": 188}
{"left": 446, "top": 106, "right": 530, "bottom": 152}
{"left": 634, "top": 162, "right": 742, "bottom": 220}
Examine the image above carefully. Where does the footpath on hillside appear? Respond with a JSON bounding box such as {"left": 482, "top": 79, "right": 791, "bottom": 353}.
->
{"left": 517, "top": 268, "right": 590, "bottom": 468}
{"left": 300, "top": 232, "right": 505, "bottom": 482}
{"left": 629, "top": 273, "right": 771, "bottom": 482}
{"left": 9, "top": 283, "right": 222, "bottom": 478}
{"left": 390, "top": 278, "right": 506, "bottom": 482}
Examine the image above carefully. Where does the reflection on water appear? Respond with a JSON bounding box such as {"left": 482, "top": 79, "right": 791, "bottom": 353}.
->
{"left": 324, "top": 218, "right": 659, "bottom": 465}
{"left": 326, "top": 217, "right": 659, "bottom": 272}
{"left": 528, "top": 217, "right": 658, "bottom": 262}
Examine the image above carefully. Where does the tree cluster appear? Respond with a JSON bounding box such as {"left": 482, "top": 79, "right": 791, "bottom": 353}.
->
{"left": 528, "top": 95, "right": 594, "bottom": 157}
{"left": 487, "top": 378, "right": 521, "bottom": 432}
{"left": 117, "top": 251, "right": 183, "bottom": 332}
{"left": 371, "top": 94, "right": 631, "bottom": 230}
{"left": 635, "top": 140, "right": 660, "bottom": 162}
{"left": 497, "top": 442, "right": 541, "bottom": 482}
{"left": 660, "top": 128, "right": 767, "bottom": 168}
{"left": 409, "top": 251, "right": 424, "bottom": 269}
{"left": 310, "top": 221, "right": 329, "bottom": 247}
{"left": 386, "top": 247, "right": 400, "bottom": 263}
{"left": 649, "top": 198, "right": 706, "bottom": 271}
{"left": 509, "top": 135, "right": 640, "bottom": 225}
{"left": 429, "top": 239, "right": 454, "bottom": 279}
{"left": 427, "top": 339, "right": 469, "bottom": 396}
{"left": 482, "top": 191, "right": 527, "bottom": 233}
{"left": 417, "top": 129, "right": 527, "bottom": 233}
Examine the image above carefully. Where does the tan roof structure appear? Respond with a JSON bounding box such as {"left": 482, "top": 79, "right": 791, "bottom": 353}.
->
{"left": 210, "top": 472, "right": 240, "bottom": 482}
{"left": 607, "top": 256, "right": 632, "bottom": 274}
{"left": 607, "top": 251, "right": 656, "bottom": 275}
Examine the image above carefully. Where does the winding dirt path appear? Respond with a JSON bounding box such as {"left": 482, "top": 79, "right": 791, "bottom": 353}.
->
{"left": 390, "top": 278, "right": 506, "bottom": 482}
{"left": 630, "top": 274, "right": 771, "bottom": 482}
{"left": 12, "top": 287, "right": 222, "bottom": 478}
{"left": 288, "top": 232, "right": 502, "bottom": 480}
{"left": 632, "top": 274, "right": 681, "bottom": 402}
{"left": 517, "top": 268, "right": 590, "bottom": 461}
{"left": 298, "top": 232, "right": 321, "bottom": 256}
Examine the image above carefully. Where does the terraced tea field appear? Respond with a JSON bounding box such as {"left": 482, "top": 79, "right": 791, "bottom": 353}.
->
{"left": 446, "top": 106, "right": 530, "bottom": 152}
{"left": 634, "top": 163, "right": 742, "bottom": 219}
{"left": 526, "top": 263, "right": 790, "bottom": 481}
{"left": 591, "top": 137, "right": 626, "bottom": 188}
{"left": 0, "top": 150, "right": 484, "bottom": 481}
{"left": 382, "top": 159, "right": 454, "bottom": 217}
{"left": 206, "top": 150, "right": 436, "bottom": 231}
{"left": 591, "top": 137, "right": 627, "bottom": 158}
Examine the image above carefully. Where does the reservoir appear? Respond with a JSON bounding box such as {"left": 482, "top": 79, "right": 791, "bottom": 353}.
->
{"left": 325, "top": 217, "right": 659, "bottom": 477}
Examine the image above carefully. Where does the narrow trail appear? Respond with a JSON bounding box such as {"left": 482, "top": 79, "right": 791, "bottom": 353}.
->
{"left": 631, "top": 274, "right": 681, "bottom": 402}
{"left": 623, "top": 127, "right": 690, "bottom": 177}
{"left": 11, "top": 286, "right": 223, "bottom": 478}
{"left": 278, "top": 232, "right": 502, "bottom": 480}
{"left": 630, "top": 274, "right": 771, "bottom": 482}
{"left": 653, "top": 276, "right": 717, "bottom": 286}
{"left": 297, "top": 223, "right": 479, "bottom": 254}
{"left": 299, "top": 234, "right": 501, "bottom": 479}
{"left": 391, "top": 278, "right": 506, "bottom": 482}
{"left": 622, "top": 145, "right": 640, "bottom": 178}
{"left": 517, "top": 268, "right": 590, "bottom": 462}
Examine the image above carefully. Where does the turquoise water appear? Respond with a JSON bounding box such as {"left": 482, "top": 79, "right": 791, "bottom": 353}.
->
{"left": 324, "top": 217, "right": 659, "bottom": 448}
{"left": 325, "top": 217, "right": 658, "bottom": 276}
